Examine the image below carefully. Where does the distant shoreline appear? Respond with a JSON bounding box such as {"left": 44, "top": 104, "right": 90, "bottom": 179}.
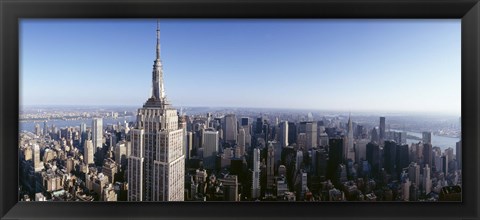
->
{"left": 20, "top": 105, "right": 460, "bottom": 118}
{"left": 19, "top": 116, "right": 133, "bottom": 123}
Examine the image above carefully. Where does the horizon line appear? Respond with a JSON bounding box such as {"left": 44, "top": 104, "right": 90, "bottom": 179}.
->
{"left": 20, "top": 104, "right": 461, "bottom": 117}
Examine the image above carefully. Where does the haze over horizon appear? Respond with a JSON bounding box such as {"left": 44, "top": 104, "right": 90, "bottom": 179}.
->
{"left": 20, "top": 19, "right": 461, "bottom": 116}
{"left": 20, "top": 104, "right": 460, "bottom": 118}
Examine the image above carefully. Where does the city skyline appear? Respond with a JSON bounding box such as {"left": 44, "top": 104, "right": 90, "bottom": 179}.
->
{"left": 18, "top": 21, "right": 462, "bottom": 202}
{"left": 20, "top": 19, "right": 460, "bottom": 115}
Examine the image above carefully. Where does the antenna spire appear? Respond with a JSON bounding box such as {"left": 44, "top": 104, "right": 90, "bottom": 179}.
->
{"left": 156, "top": 19, "right": 160, "bottom": 60}
{"left": 151, "top": 19, "right": 165, "bottom": 101}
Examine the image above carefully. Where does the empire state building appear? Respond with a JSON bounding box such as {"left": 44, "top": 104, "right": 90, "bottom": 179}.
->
{"left": 127, "top": 21, "right": 185, "bottom": 201}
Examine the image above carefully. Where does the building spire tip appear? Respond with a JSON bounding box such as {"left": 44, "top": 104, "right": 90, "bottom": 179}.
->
{"left": 156, "top": 19, "right": 160, "bottom": 60}
{"left": 151, "top": 19, "right": 165, "bottom": 102}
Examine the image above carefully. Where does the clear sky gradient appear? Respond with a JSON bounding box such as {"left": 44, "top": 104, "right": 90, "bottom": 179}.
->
{"left": 20, "top": 19, "right": 461, "bottom": 115}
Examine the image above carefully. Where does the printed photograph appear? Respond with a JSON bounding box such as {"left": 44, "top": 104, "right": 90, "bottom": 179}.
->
{"left": 18, "top": 19, "right": 461, "bottom": 202}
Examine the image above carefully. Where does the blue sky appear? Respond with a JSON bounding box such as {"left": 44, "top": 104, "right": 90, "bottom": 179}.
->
{"left": 20, "top": 19, "right": 461, "bottom": 115}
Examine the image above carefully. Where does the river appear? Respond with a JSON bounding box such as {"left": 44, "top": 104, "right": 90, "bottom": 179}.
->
{"left": 395, "top": 130, "right": 460, "bottom": 153}
{"left": 19, "top": 116, "right": 134, "bottom": 132}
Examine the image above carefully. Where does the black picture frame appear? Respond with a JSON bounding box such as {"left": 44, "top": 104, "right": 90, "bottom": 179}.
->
{"left": 1, "top": 0, "right": 479, "bottom": 219}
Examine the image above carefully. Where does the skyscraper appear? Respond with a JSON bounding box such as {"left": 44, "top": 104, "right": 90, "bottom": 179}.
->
{"left": 306, "top": 122, "right": 317, "bottom": 149}
{"left": 393, "top": 131, "right": 407, "bottom": 145}
{"left": 442, "top": 155, "right": 449, "bottom": 175}
{"left": 84, "top": 140, "right": 94, "bottom": 165}
{"left": 297, "top": 133, "right": 307, "bottom": 150}
{"left": 33, "top": 144, "right": 43, "bottom": 172}
{"left": 224, "top": 114, "right": 238, "bottom": 144}
{"left": 266, "top": 143, "right": 275, "bottom": 190}
{"left": 237, "top": 128, "right": 246, "bottom": 157}
{"left": 383, "top": 140, "right": 397, "bottom": 175}
{"left": 128, "top": 129, "right": 145, "bottom": 201}
{"left": 355, "top": 139, "right": 368, "bottom": 163}
{"left": 422, "top": 132, "right": 432, "bottom": 145}
{"left": 187, "top": 131, "right": 193, "bottom": 159}
{"left": 367, "top": 142, "right": 380, "bottom": 170}
{"left": 371, "top": 127, "right": 378, "bottom": 143}
{"left": 346, "top": 115, "right": 355, "bottom": 161}
{"left": 456, "top": 140, "right": 462, "bottom": 170}
{"left": 423, "top": 164, "right": 432, "bottom": 194}
{"left": 396, "top": 144, "right": 409, "bottom": 177}
{"left": 327, "top": 137, "right": 344, "bottom": 181}
{"left": 379, "top": 117, "right": 386, "bottom": 144}
{"left": 203, "top": 129, "right": 219, "bottom": 169}
{"left": 92, "top": 118, "right": 103, "bottom": 150}
{"left": 295, "top": 150, "right": 304, "bottom": 172}
{"left": 298, "top": 122, "right": 316, "bottom": 149}
{"left": 127, "top": 21, "right": 185, "bottom": 201}
{"left": 279, "top": 121, "right": 289, "bottom": 148}
{"left": 241, "top": 117, "right": 249, "bottom": 126}
{"left": 80, "top": 122, "right": 86, "bottom": 133}
{"left": 34, "top": 123, "right": 41, "bottom": 137}
{"left": 255, "top": 117, "right": 264, "bottom": 135}
{"left": 252, "top": 148, "right": 261, "bottom": 199}
{"left": 408, "top": 162, "right": 420, "bottom": 187}
{"left": 288, "top": 122, "right": 297, "bottom": 145}
{"left": 445, "top": 147, "right": 454, "bottom": 163}
{"left": 43, "top": 121, "right": 48, "bottom": 137}
{"left": 115, "top": 141, "right": 127, "bottom": 167}
{"left": 423, "top": 143, "right": 433, "bottom": 169}
{"left": 434, "top": 149, "right": 443, "bottom": 173}
{"left": 179, "top": 115, "right": 188, "bottom": 162}
{"left": 367, "top": 142, "right": 381, "bottom": 175}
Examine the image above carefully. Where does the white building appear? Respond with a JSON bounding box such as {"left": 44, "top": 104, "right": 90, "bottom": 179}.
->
{"left": 128, "top": 130, "right": 144, "bottom": 201}
{"left": 446, "top": 147, "right": 454, "bottom": 163}
{"left": 423, "top": 164, "right": 432, "bottom": 194}
{"left": 127, "top": 21, "right": 185, "bottom": 201}
{"left": 92, "top": 118, "right": 103, "bottom": 150}
{"left": 202, "top": 129, "right": 219, "bottom": 169}
{"left": 33, "top": 144, "right": 44, "bottom": 172}
{"left": 115, "top": 141, "right": 127, "bottom": 165}
{"left": 84, "top": 140, "right": 94, "bottom": 165}
{"left": 252, "top": 148, "right": 261, "bottom": 199}
{"left": 305, "top": 122, "right": 317, "bottom": 149}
